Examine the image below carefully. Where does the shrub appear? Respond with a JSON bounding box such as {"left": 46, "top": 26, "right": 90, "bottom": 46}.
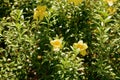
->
{"left": 0, "top": 0, "right": 120, "bottom": 80}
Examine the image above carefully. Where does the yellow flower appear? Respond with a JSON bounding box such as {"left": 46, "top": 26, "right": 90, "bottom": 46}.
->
{"left": 33, "top": 5, "right": 48, "bottom": 21}
{"left": 107, "top": 7, "right": 116, "bottom": 14}
{"left": 67, "top": 0, "right": 82, "bottom": 6}
{"left": 103, "top": 0, "right": 117, "bottom": 6}
{"left": 73, "top": 40, "right": 88, "bottom": 56}
{"left": 50, "top": 39, "right": 62, "bottom": 51}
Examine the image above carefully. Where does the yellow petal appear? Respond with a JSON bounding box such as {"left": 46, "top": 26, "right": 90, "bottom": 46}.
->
{"left": 37, "top": 5, "right": 47, "bottom": 12}
{"left": 33, "top": 5, "right": 47, "bottom": 21}
{"left": 77, "top": 41, "right": 88, "bottom": 50}
{"left": 73, "top": 40, "right": 88, "bottom": 51}
{"left": 74, "top": 0, "right": 82, "bottom": 5}
{"left": 73, "top": 43, "right": 78, "bottom": 48}
{"left": 33, "top": 10, "right": 39, "bottom": 20}
{"left": 80, "top": 50, "right": 87, "bottom": 56}
{"left": 50, "top": 39, "right": 62, "bottom": 48}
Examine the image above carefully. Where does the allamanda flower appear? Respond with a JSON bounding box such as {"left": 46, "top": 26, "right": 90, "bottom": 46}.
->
{"left": 67, "top": 0, "right": 82, "bottom": 6}
{"left": 73, "top": 40, "right": 88, "bottom": 56}
{"left": 33, "top": 5, "right": 48, "bottom": 21}
{"left": 50, "top": 38, "right": 63, "bottom": 51}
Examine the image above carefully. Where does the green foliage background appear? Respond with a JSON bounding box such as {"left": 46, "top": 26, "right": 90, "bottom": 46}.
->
{"left": 0, "top": 0, "right": 120, "bottom": 80}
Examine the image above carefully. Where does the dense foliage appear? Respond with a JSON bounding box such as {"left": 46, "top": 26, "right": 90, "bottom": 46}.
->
{"left": 0, "top": 0, "right": 120, "bottom": 80}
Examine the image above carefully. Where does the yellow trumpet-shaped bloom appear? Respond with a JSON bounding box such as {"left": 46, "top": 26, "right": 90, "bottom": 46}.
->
{"left": 50, "top": 39, "right": 62, "bottom": 51}
{"left": 73, "top": 40, "right": 88, "bottom": 56}
{"left": 103, "top": 0, "right": 117, "bottom": 6}
{"left": 33, "top": 5, "right": 48, "bottom": 21}
{"left": 67, "top": 0, "right": 82, "bottom": 6}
